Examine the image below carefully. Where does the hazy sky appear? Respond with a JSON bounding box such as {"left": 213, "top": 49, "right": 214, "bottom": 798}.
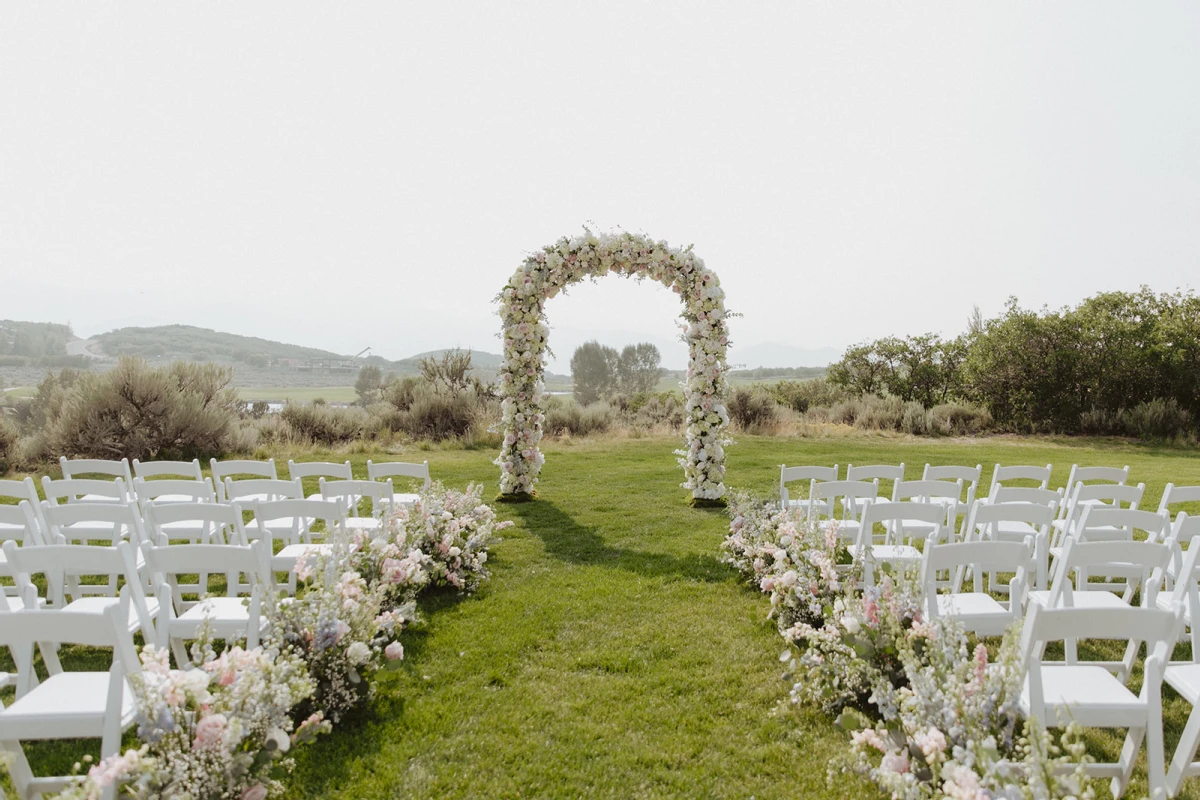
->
{"left": 3, "top": 3, "right": 1198, "bottom": 371}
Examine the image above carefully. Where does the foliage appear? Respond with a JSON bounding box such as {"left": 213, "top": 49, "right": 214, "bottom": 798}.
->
{"left": 570, "top": 341, "right": 620, "bottom": 405}
{"left": 767, "top": 378, "right": 851, "bottom": 413}
{"left": 33, "top": 358, "right": 245, "bottom": 462}
{"left": 544, "top": 398, "right": 614, "bottom": 437}
{"left": 0, "top": 320, "right": 72, "bottom": 360}
{"left": 828, "top": 334, "right": 965, "bottom": 409}
{"left": 354, "top": 366, "right": 384, "bottom": 406}
{"left": 615, "top": 343, "right": 663, "bottom": 395}
{"left": 55, "top": 641, "right": 327, "bottom": 800}
{"left": 0, "top": 416, "right": 15, "bottom": 474}
{"left": 419, "top": 349, "right": 487, "bottom": 396}
{"left": 402, "top": 384, "right": 484, "bottom": 441}
{"left": 727, "top": 387, "right": 778, "bottom": 431}
{"left": 279, "top": 403, "right": 366, "bottom": 446}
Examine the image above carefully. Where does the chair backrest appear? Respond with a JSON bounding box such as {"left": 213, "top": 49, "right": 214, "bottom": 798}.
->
{"left": 59, "top": 456, "right": 134, "bottom": 486}
{"left": 1063, "top": 483, "right": 1146, "bottom": 529}
{"left": 1072, "top": 505, "right": 1168, "bottom": 544}
{"left": 133, "top": 477, "right": 217, "bottom": 507}
{"left": 0, "top": 500, "right": 45, "bottom": 548}
{"left": 1063, "top": 464, "right": 1130, "bottom": 500}
{"left": 223, "top": 477, "right": 303, "bottom": 503}
{"left": 144, "top": 539, "right": 271, "bottom": 603}
{"left": 143, "top": 501, "right": 247, "bottom": 545}
{"left": 922, "top": 463, "right": 981, "bottom": 487}
{"left": 366, "top": 459, "right": 431, "bottom": 489}
{"left": 3, "top": 539, "right": 156, "bottom": 631}
{"left": 318, "top": 478, "right": 393, "bottom": 518}
{"left": 989, "top": 463, "right": 1052, "bottom": 494}
{"left": 1018, "top": 604, "right": 1177, "bottom": 718}
{"left": 132, "top": 458, "right": 203, "bottom": 480}
{"left": 778, "top": 465, "right": 838, "bottom": 508}
{"left": 288, "top": 459, "right": 353, "bottom": 481}
{"left": 1158, "top": 483, "right": 1200, "bottom": 518}
{"left": 211, "top": 459, "right": 278, "bottom": 500}
{"left": 39, "top": 500, "right": 145, "bottom": 545}
{"left": 41, "top": 476, "right": 128, "bottom": 505}
{"left": 988, "top": 485, "right": 1063, "bottom": 508}
{"left": 0, "top": 476, "right": 39, "bottom": 505}
{"left": 966, "top": 500, "right": 1057, "bottom": 539}
{"left": 807, "top": 480, "right": 878, "bottom": 525}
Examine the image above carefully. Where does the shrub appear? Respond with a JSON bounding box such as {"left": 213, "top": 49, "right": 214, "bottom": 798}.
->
{"left": 768, "top": 378, "right": 850, "bottom": 413}
{"left": 544, "top": 398, "right": 613, "bottom": 437}
{"left": 727, "top": 387, "right": 779, "bottom": 431}
{"left": 1122, "top": 397, "right": 1192, "bottom": 440}
{"left": 855, "top": 396, "right": 905, "bottom": 431}
{"left": 929, "top": 402, "right": 993, "bottom": 435}
{"left": 900, "top": 401, "right": 931, "bottom": 435}
{"left": 280, "top": 403, "right": 367, "bottom": 446}
{"left": 402, "top": 385, "right": 480, "bottom": 441}
{"left": 0, "top": 416, "right": 15, "bottom": 474}
{"left": 383, "top": 376, "right": 423, "bottom": 412}
{"left": 632, "top": 393, "right": 683, "bottom": 428}
{"left": 44, "top": 359, "right": 244, "bottom": 461}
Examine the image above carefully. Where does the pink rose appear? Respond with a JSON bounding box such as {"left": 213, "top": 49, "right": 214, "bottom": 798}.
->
{"left": 241, "top": 785, "right": 268, "bottom": 800}
{"left": 193, "top": 713, "right": 227, "bottom": 750}
{"left": 385, "top": 641, "right": 405, "bottom": 661}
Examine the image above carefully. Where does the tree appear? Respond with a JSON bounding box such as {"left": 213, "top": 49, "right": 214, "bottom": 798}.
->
{"left": 570, "top": 341, "right": 619, "bottom": 405}
{"left": 616, "top": 343, "right": 663, "bottom": 394}
{"left": 354, "top": 365, "right": 383, "bottom": 406}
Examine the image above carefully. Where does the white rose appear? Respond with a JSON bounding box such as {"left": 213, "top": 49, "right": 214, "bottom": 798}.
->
{"left": 347, "top": 641, "right": 372, "bottom": 666}
{"left": 841, "top": 616, "right": 861, "bottom": 635}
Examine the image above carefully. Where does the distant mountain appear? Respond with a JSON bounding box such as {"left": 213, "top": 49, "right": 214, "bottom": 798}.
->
{"left": 398, "top": 349, "right": 504, "bottom": 369}
{"left": 96, "top": 325, "right": 344, "bottom": 366}
{"left": 730, "top": 342, "right": 841, "bottom": 370}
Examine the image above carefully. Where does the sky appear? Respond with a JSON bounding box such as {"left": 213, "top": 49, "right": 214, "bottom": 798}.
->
{"left": 2, "top": 3, "right": 1198, "bottom": 371}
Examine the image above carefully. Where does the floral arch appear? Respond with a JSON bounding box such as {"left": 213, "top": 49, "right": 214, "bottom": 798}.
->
{"left": 494, "top": 231, "right": 730, "bottom": 504}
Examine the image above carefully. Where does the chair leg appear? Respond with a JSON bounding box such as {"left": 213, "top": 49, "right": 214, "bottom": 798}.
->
{"left": 1113, "top": 725, "right": 1146, "bottom": 799}
{"left": 1, "top": 740, "right": 35, "bottom": 798}
{"left": 1167, "top": 701, "right": 1200, "bottom": 797}
{"left": 170, "top": 636, "right": 191, "bottom": 669}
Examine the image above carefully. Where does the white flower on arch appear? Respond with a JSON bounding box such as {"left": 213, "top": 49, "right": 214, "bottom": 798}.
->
{"left": 494, "top": 231, "right": 730, "bottom": 501}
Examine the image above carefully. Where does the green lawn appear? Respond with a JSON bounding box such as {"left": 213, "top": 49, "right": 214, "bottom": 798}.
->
{"left": 6, "top": 434, "right": 1200, "bottom": 798}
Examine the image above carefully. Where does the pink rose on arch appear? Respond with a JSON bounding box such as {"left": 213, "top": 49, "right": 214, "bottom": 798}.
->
{"left": 241, "top": 785, "right": 268, "bottom": 800}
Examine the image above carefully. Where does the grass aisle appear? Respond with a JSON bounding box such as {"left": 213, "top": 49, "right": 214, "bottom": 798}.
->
{"left": 286, "top": 437, "right": 882, "bottom": 799}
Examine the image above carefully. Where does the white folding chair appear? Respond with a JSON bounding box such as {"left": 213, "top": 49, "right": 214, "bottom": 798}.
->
{"left": 317, "top": 478, "right": 392, "bottom": 532}
{"left": 252, "top": 498, "right": 347, "bottom": 593}
{"left": 1017, "top": 603, "right": 1177, "bottom": 798}
{"left": 133, "top": 476, "right": 216, "bottom": 510}
{"left": 1061, "top": 464, "right": 1130, "bottom": 514}
{"left": 1159, "top": 531, "right": 1200, "bottom": 794}
{"left": 145, "top": 539, "right": 271, "bottom": 666}
{"left": 1156, "top": 513, "right": 1200, "bottom": 643}
{"left": 366, "top": 459, "right": 430, "bottom": 509}
{"left": 288, "top": 459, "right": 354, "bottom": 503}
{"left": 226, "top": 478, "right": 304, "bottom": 540}
{"left": 778, "top": 465, "right": 838, "bottom": 513}
{"left": 143, "top": 501, "right": 246, "bottom": 546}
{"left": 0, "top": 500, "right": 45, "bottom": 607}
{"left": 1051, "top": 483, "right": 1146, "bottom": 546}
{"left": 966, "top": 500, "right": 1056, "bottom": 590}
{"left": 58, "top": 457, "right": 134, "bottom": 501}
{"left": 920, "top": 538, "right": 1034, "bottom": 636}
{"left": 210, "top": 458, "right": 279, "bottom": 501}
{"left": 922, "top": 463, "right": 981, "bottom": 521}
{"left": 0, "top": 477, "right": 44, "bottom": 535}
{"left": 806, "top": 479, "right": 878, "bottom": 547}
{"left": 845, "top": 463, "right": 904, "bottom": 516}
{"left": 988, "top": 463, "right": 1052, "bottom": 497}
{"left": 3, "top": 539, "right": 159, "bottom": 641}
{"left": 42, "top": 476, "right": 130, "bottom": 507}
{"left": 852, "top": 500, "right": 948, "bottom": 587}
{"left": 893, "top": 479, "right": 963, "bottom": 542}
{"left": 1159, "top": 483, "right": 1200, "bottom": 520}
{"left": 0, "top": 597, "right": 140, "bottom": 800}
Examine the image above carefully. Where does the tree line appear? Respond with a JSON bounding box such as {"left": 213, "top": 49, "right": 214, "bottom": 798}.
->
{"left": 570, "top": 341, "right": 663, "bottom": 405}
{"left": 826, "top": 288, "right": 1200, "bottom": 436}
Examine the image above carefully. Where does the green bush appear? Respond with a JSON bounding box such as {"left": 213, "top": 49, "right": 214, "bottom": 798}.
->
{"left": 279, "top": 403, "right": 366, "bottom": 446}
{"left": 0, "top": 416, "right": 16, "bottom": 474}
{"left": 929, "top": 402, "right": 993, "bottom": 435}
{"left": 42, "top": 358, "right": 244, "bottom": 462}
{"left": 767, "top": 379, "right": 850, "bottom": 413}
{"left": 544, "top": 398, "right": 613, "bottom": 437}
{"left": 727, "top": 387, "right": 779, "bottom": 431}
{"left": 855, "top": 396, "right": 905, "bottom": 431}
{"left": 1122, "top": 398, "right": 1191, "bottom": 440}
{"left": 383, "top": 376, "right": 423, "bottom": 412}
{"left": 402, "top": 386, "right": 480, "bottom": 441}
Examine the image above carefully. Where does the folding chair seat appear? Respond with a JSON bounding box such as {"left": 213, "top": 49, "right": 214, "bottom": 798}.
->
{"left": 852, "top": 500, "right": 949, "bottom": 587}
{"left": 1017, "top": 604, "right": 1177, "bottom": 798}
{"left": 982, "top": 486, "right": 1062, "bottom": 546}
{"left": 3, "top": 539, "right": 160, "bottom": 640}
{"left": 0, "top": 597, "right": 140, "bottom": 800}
{"left": 893, "top": 479, "right": 963, "bottom": 542}
{"left": 145, "top": 539, "right": 271, "bottom": 666}
{"left": 210, "top": 458, "right": 278, "bottom": 501}
{"left": 778, "top": 465, "right": 838, "bottom": 513}
{"left": 58, "top": 456, "right": 135, "bottom": 502}
{"left": 133, "top": 477, "right": 217, "bottom": 541}
{"left": 920, "top": 538, "right": 1034, "bottom": 636}
{"left": 366, "top": 459, "right": 430, "bottom": 509}
{"left": 226, "top": 478, "right": 304, "bottom": 539}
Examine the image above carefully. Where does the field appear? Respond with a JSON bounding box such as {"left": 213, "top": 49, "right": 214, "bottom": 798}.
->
{"left": 236, "top": 386, "right": 358, "bottom": 404}
{"left": 5, "top": 434, "right": 1200, "bottom": 798}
